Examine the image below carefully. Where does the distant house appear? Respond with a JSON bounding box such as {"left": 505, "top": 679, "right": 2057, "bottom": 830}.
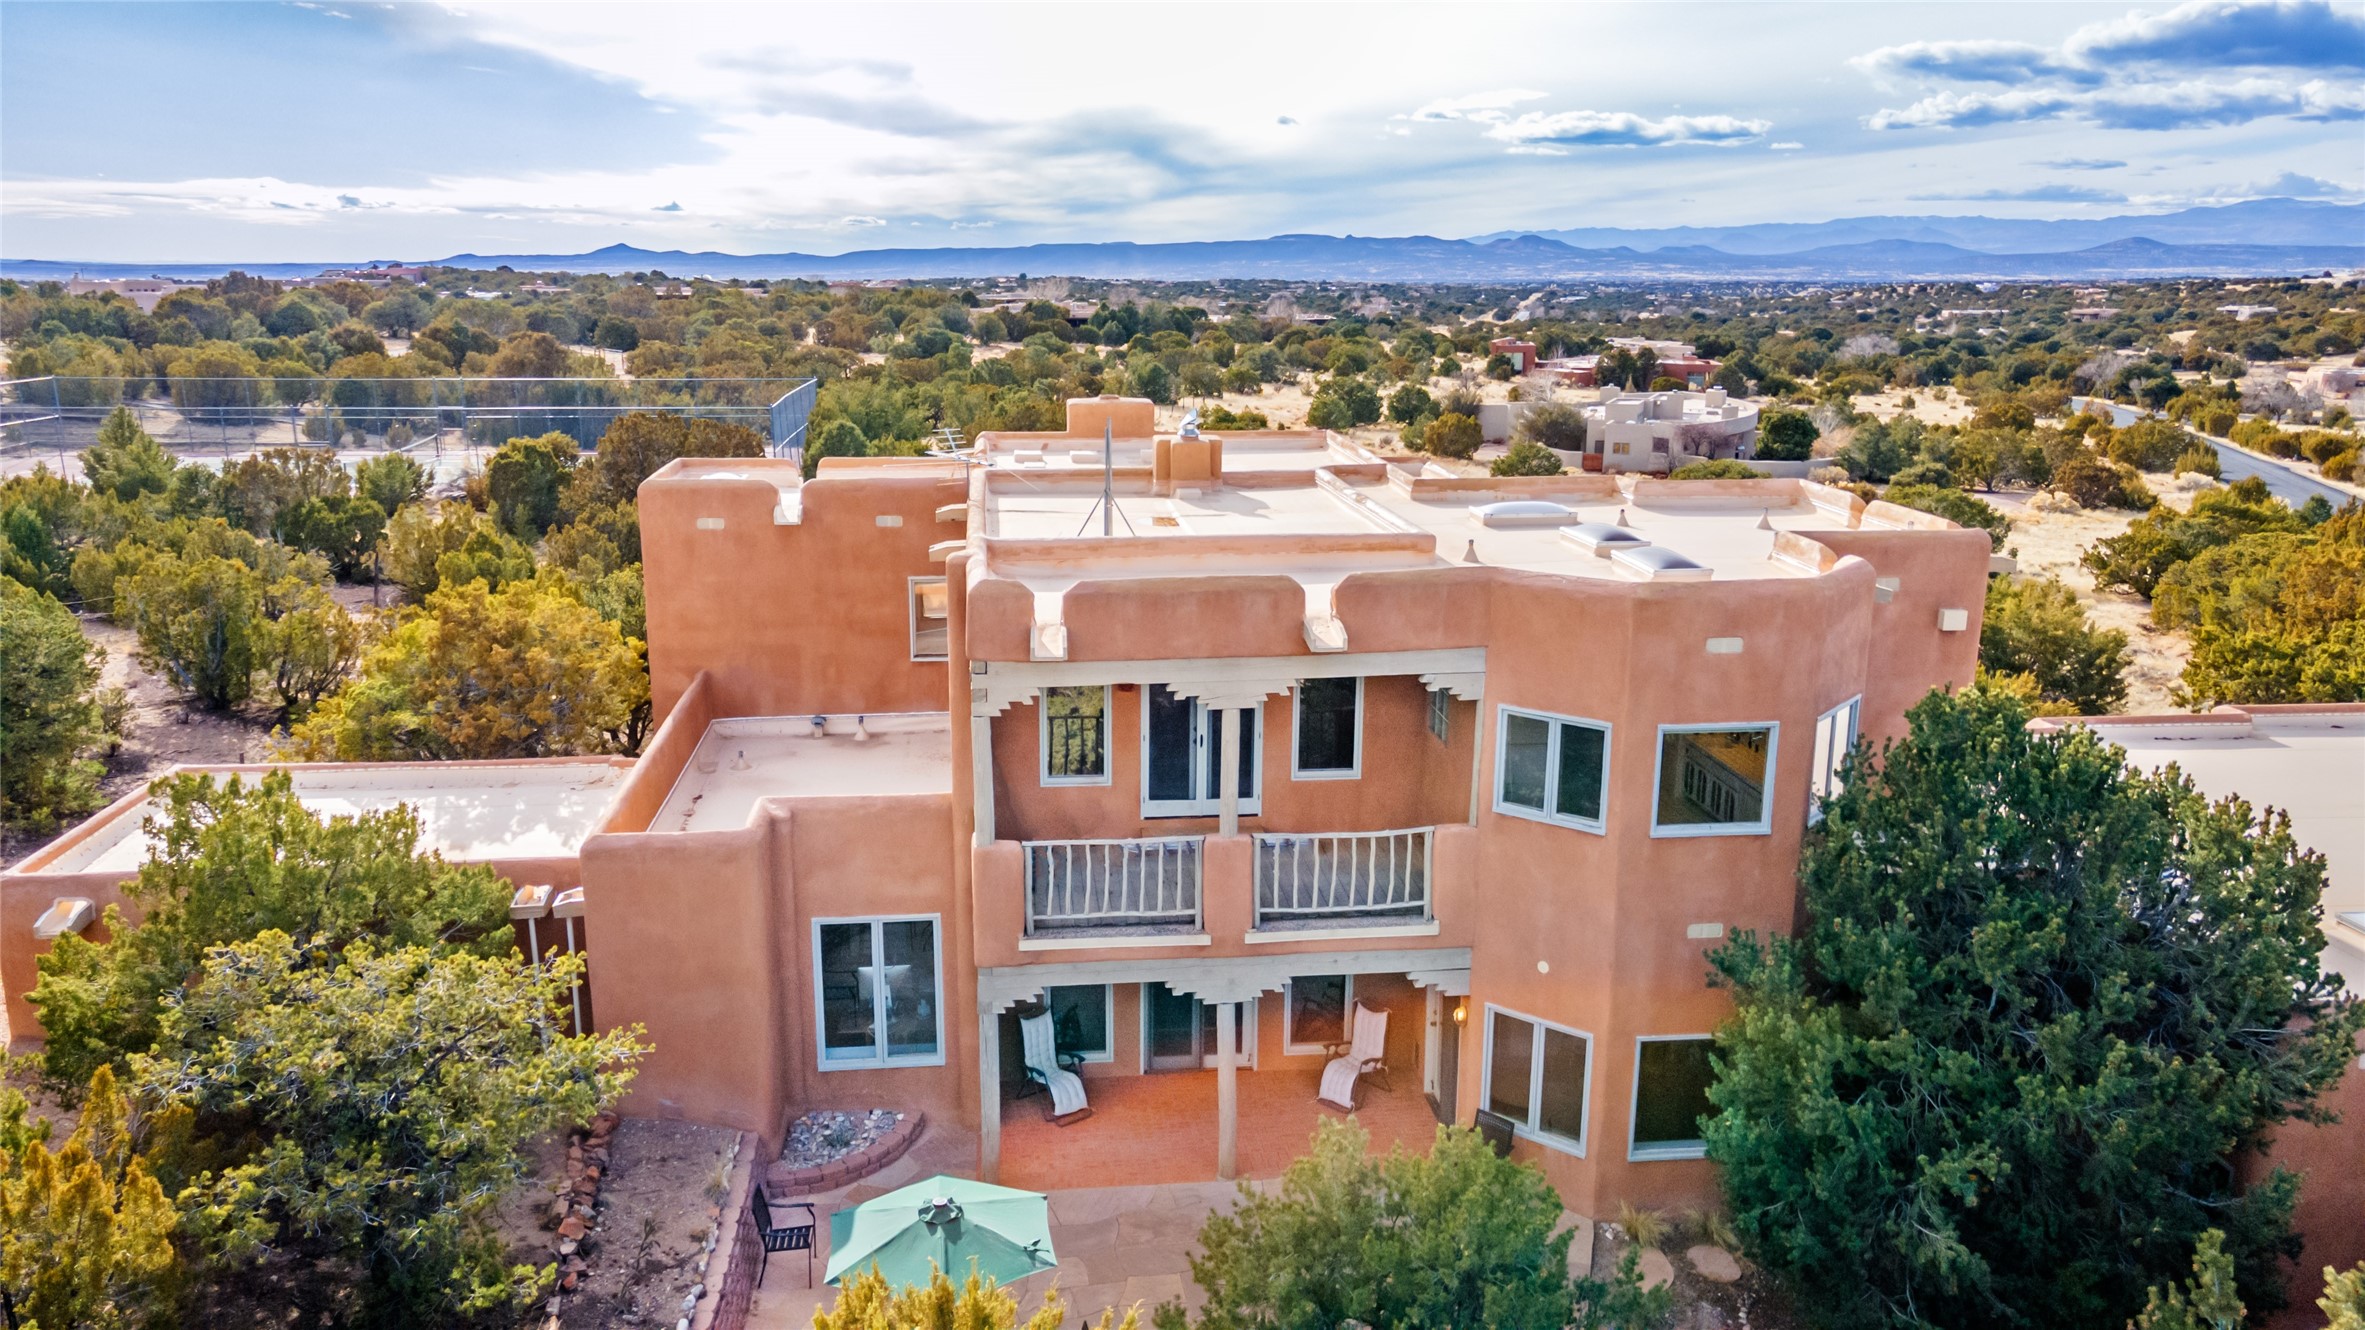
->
{"left": 1487, "top": 337, "right": 1540, "bottom": 373}
{"left": 61, "top": 275, "right": 205, "bottom": 313}
{"left": 2217, "top": 303, "right": 2279, "bottom": 321}
{"left": 1575, "top": 385, "right": 1760, "bottom": 473}
{"left": 1537, "top": 338, "right": 1720, "bottom": 390}
{"left": 2066, "top": 306, "right": 2119, "bottom": 322}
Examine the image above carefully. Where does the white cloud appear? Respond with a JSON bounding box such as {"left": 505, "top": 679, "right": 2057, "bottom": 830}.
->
{"left": 1769, "top": 141, "right": 1804, "bottom": 151}
{"left": 1861, "top": 0, "right": 2365, "bottom": 132}
{"left": 837, "top": 214, "right": 886, "bottom": 228}
{"left": 1485, "top": 110, "right": 1771, "bottom": 148}
{"left": 1869, "top": 76, "right": 2365, "bottom": 131}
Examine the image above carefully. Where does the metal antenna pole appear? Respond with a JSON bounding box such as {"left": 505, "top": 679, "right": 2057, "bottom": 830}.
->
{"left": 1102, "top": 420, "right": 1114, "bottom": 536}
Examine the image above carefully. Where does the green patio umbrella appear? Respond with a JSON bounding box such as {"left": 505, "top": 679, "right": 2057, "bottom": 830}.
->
{"left": 824, "top": 1174, "right": 1058, "bottom": 1289}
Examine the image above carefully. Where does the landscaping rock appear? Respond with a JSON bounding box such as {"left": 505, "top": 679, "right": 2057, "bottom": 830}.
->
{"left": 1687, "top": 1244, "right": 1742, "bottom": 1284}
{"left": 1637, "top": 1246, "right": 1675, "bottom": 1292}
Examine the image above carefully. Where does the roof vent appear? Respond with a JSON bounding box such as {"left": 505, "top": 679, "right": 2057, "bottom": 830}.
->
{"left": 1562, "top": 523, "right": 1652, "bottom": 558}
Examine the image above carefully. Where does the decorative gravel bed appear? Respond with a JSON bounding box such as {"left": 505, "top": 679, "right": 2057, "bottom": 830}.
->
{"left": 782, "top": 1109, "right": 902, "bottom": 1169}
{"left": 770, "top": 1109, "right": 925, "bottom": 1193}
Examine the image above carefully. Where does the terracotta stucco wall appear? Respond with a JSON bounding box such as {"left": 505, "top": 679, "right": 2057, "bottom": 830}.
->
{"left": 639, "top": 461, "right": 963, "bottom": 723}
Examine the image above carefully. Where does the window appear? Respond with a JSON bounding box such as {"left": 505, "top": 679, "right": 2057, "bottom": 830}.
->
{"left": 813, "top": 916, "right": 942, "bottom": 1069}
{"left": 1653, "top": 724, "right": 1777, "bottom": 836}
{"left": 1427, "top": 686, "right": 1451, "bottom": 742}
{"left": 908, "top": 577, "right": 949, "bottom": 660}
{"left": 1483, "top": 1007, "right": 1592, "bottom": 1153}
{"left": 1630, "top": 1036, "right": 1719, "bottom": 1160}
{"left": 1141, "top": 685, "right": 1261, "bottom": 818}
{"left": 1807, "top": 697, "right": 1860, "bottom": 824}
{"left": 1495, "top": 707, "right": 1610, "bottom": 832}
{"left": 1284, "top": 975, "right": 1352, "bottom": 1054}
{"left": 1292, "top": 677, "right": 1361, "bottom": 778}
{"left": 1041, "top": 686, "right": 1110, "bottom": 785}
{"left": 1046, "top": 984, "right": 1113, "bottom": 1062}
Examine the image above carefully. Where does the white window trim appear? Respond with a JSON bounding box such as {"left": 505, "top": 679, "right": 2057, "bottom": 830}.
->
{"left": 1139, "top": 694, "right": 1264, "bottom": 819}
{"left": 1282, "top": 974, "right": 1355, "bottom": 1056}
{"left": 1427, "top": 686, "right": 1451, "bottom": 743}
{"left": 1492, "top": 705, "right": 1611, "bottom": 834}
{"left": 1046, "top": 982, "right": 1116, "bottom": 1064}
{"left": 1807, "top": 696, "right": 1861, "bottom": 826}
{"left": 1628, "top": 1033, "right": 1715, "bottom": 1162}
{"left": 1038, "top": 685, "right": 1113, "bottom": 788}
{"left": 907, "top": 575, "right": 949, "bottom": 662}
{"left": 811, "top": 914, "right": 946, "bottom": 1071}
{"left": 1290, "top": 677, "right": 1363, "bottom": 781}
{"left": 1649, "top": 721, "right": 1779, "bottom": 838}
{"left": 1480, "top": 1004, "right": 1593, "bottom": 1157}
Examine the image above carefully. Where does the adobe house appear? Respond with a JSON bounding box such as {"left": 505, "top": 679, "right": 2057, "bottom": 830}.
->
{"left": 583, "top": 395, "right": 1998, "bottom": 1214}
{"left": 10, "top": 395, "right": 2064, "bottom": 1222}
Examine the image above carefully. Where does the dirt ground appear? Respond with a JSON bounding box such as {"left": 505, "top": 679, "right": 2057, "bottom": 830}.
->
{"left": 486, "top": 1117, "right": 742, "bottom": 1330}
{"left": 0, "top": 584, "right": 387, "bottom": 872}
{"left": 1987, "top": 473, "right": 2199, "bottom": 714}
{"left": 1852, "top": 387, "right": 1975, "bottom": 429}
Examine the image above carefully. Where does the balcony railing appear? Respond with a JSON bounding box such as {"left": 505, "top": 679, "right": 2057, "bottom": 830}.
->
{"left": 1253, "top": 827, "right": 1432, "bottom": 928}
{"left": 1023, "top": 836, "right": 1203, "bottom": 936}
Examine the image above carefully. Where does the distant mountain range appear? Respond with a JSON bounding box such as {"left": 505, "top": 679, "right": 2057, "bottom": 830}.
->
{"left": 8, "top": 199, "right": 2359, "bottom": 285}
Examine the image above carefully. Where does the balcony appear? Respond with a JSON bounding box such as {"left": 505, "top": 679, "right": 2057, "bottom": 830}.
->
{"left": 1252, "top": 827, "right": 1431, "bottom": 931}
{"left": 1023, "top": 836, "right": 1203, "bottom": 939}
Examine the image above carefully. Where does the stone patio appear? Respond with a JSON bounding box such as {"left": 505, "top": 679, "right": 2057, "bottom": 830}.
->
{"left": 743, "top": 1104, "right": 1593, "bottom": 1329}
{"left": 740, "top": 1119, "right": 1243, "bottom": 1329}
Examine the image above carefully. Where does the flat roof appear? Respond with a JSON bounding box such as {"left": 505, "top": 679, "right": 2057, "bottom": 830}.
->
{"left": 650, "top": 714, "right": 953, "bottom": 833}
{"left": 2066, "top": 708, "right": 2365, "bottom": 979}
{"left": 979, "top": 471, "right": 1880, "bottom": 587}
{"left": 29, "top": 761, "right": 630, "bottom": 875}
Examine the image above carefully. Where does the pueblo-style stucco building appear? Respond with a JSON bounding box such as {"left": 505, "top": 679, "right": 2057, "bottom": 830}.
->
{"left": 582, "top": 392, "right": 1995, "bottom": 1217}
{"left": 8, "top": 395, "right": 1998, "bottom": 1221}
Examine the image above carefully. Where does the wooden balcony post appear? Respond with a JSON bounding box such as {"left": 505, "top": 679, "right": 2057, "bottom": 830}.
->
{"left": 1215, "top": 1000, "right": 1240, "bottom": 1180}
{"left": 1218, "top": 706, "right": 1242, "bottom": 837}
{"left": 978, "top": 1000, "right": 1001, "bottom": 1183}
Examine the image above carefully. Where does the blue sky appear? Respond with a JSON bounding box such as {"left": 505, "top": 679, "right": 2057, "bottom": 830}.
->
{"left": 3, "top": 0, "right": 2360, "bottom": 262}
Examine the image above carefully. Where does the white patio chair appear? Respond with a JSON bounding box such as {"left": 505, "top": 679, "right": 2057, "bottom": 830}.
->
{"left": 1020, "top": 1008, "right": 1090, "bottom": 1122}
{"left": 1317, "top": 1002, "right": 1390, "bottom": 1111}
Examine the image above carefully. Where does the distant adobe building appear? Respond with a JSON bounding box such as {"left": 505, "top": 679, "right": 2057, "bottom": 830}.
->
{"left": 1540, "top": 338, "right": 1722, "bottom": 390}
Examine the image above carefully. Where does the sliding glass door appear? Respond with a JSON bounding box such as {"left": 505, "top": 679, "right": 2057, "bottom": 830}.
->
{"left": 1141, "top": 684, "right": 1260, "bottom": 818}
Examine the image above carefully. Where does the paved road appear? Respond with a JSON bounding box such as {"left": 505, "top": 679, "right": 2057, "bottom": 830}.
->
{"left": 2072, "top": 396, "right": 2353, "bottom": 509}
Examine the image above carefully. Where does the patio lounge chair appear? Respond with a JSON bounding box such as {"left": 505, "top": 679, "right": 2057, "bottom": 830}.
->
{"left": 1020, "top": 1008, "right": 1091, "bottom": 1123}
{"left": 1317, "top": 1002, "right": 1390, "bottom": 1111}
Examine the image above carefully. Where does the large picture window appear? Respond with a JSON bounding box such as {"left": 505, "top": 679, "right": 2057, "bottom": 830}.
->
{"left": 1041, "top": 686, "right": 1110, "bottom": 785}
{"left": 1807, "top": 697, "right": 1860, "bottom": 824}
{"left": 1630, "top": 1036, "right": 1719, "bottom": 1160}
{"left": 1292, "top": 677, "right": 1361, "bottom": 778}
{"left": 1283, "top": 975, "right": 1352, "bottom": 1054}
{"left": 1482, "top": 1007, "right": 1592, "bottom": 1153}
{"left": 1046, "top": 984, "right": 1113, "bottom": 1062}
{"left": 813, "top": 916, "right": 943, "bottom": 1069}
{"left": 1653, "top": 723, "right": 1777, "bottom": 836}
{"left": 1495, "top": 707, "right": 1609, "bottom": 831}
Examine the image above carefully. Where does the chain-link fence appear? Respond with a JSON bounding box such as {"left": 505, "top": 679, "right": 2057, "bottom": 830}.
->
{"left": 0, "top": 375, "right": 816, "bottom": 462}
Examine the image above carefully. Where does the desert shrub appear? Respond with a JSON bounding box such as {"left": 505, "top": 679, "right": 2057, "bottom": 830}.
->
{"left": 1978, "top": 575, "right": 2129, "bottom": 712}
{"left": 1425, "top": 412, "right": 1481, "bottom": 460}
{"left": 1668, "top": 459, "right": 1758, "bottom": 480}
{"left": 2174, "top": 444, "right": 2223, "bottom": 478}
{"left": 1492, "top": 441, "right": 1566, "bottom": 477}
{"left": 1881, "top": 483, "right": 2010, "bottom": 551}
{"left": 2050, "top": 451, "right": 2154, "bottom": 510}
